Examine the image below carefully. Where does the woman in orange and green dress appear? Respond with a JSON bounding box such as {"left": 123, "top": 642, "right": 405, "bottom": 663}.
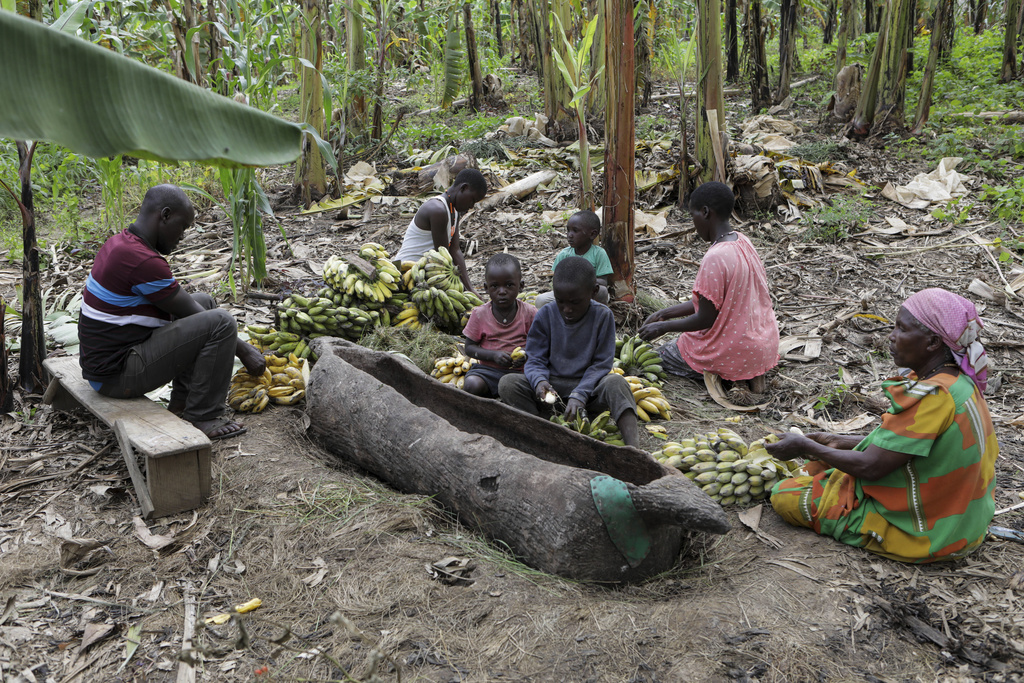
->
{"left": 767, "top": 288, "right": 998, "bottom": 563}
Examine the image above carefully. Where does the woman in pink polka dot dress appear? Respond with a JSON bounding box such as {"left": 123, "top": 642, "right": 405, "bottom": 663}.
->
{"left": 639, "top": 181, "right": 779, "bottom": 394}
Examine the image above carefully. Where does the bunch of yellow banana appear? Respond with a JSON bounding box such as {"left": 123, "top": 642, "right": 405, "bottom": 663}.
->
{"left": 549, "top": 410, "right": 626, "bottom": 446}
{"left": 322, "top": 243, "right": 402, "bottom": 305}
{"left": 430, "top": 352, "right": 478, "bottom": 389}
{"left": 517, "top": 291, "right": 538, "bottom": 306}
{"left": 621, "top": 374, "right": 672, "bottom": 422}
{"left": 392, "top": 303, "right": 424, "bottom": 330}
{"left": 263, "top": 353, "right": 308, "bottom": 406}
{"left": 614, "top": 336, "right": 667, "bottom": 384}
{"left": 228, "top": 367, "right": 272, "bottom": 413}
{"left": 244, "top": 324, "right": 314, "bottom": 359}
{"left": 402, "top": 248, "right": 484, "bottom": 333}
{"left": 653, "top": 428, "right": 800, "bottom": 506}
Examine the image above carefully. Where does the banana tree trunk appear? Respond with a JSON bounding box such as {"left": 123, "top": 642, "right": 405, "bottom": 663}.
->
{"left": 696, "top": 0, "right": 725, "bottom": 184}
{"left": 1002, "top": 0, "right": 1024, "bottom": 82}
{"left": 295, "top": 0, "right": 327, "bottom": 206}
{"left": 748, "top": 0, "right": 772, "bottom": 111}
{"left": 16, "top": 142, "right": 45, "bottom": 394}
{"left": 602, "top": 0, "right": 635, "bottom": 299}
{"left": 938, "top": 0, "right": 955, "bottom": 61}
{"left": 776, "top": 0, "right": 797, "bottom": 102}
{"left": 848, "top": 2, "right": 889, "bottom": 136}
{"left": 824, "top": 0, "right": 837, "bottom": 43}
{"left": 726, "top": 0, "right": 739, "bottom": 81}
{"left": 207, "top": 0, "right": 222, "bottom": 94}
{"left": 464, "top": 2, "right": 484, "bottom": 111}
{"left": 864, "top": 0, "right": 875, "bottom": 33}
{"left": 872, "top": 0, "right": 913, "bottom": 134}
{"left": 541, "top": 0, "right": 574, "bottom": 139}
{"left": 587, "top": 0, "right": 605, "bottom": 117}
{"left": 346, "top": 0, "right": 367, "bottom": 130}
{"left": 836, "top": 0, "right": 853, "bottom": 71}
{"left": 911, "top": 0, "right": 949, "bottom": 134}
{"left": 492, "top": 0, "right": 504, "bottom": 57}
{"left": 635, "top": 0, "right": 653, "bottom": 106}
{"left": 0, "top": 296, "right": 11, "bottom": 412}
{"left": 973, "top": 0, "right": 986, "bottom": 34}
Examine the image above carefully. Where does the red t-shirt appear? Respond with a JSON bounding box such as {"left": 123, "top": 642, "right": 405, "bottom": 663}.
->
{"left": 463, "top": 300, "right": 537, "bottom": 369}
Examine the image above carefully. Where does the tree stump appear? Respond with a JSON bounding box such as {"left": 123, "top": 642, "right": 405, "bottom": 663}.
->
{"left": 386, "top": 153, "right": 478, "bottom": 196}
{"left": 306, "top": 339, "right": 729, "bottom": 583}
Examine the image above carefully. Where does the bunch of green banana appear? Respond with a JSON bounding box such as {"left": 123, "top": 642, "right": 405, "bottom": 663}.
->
{"left": 653, "top": 429, "right": 800, "bottom": 506}
{"left": 393, "top": 302, "right": 425, "bottom": 330}
{"left": 264, "top": 353, "right": 308, "bottom": 406}
{"left": 403, "top": 247, "right": 484, "bottom": 333}
{"left": 620, "top": 373, "right": 672, "bottom": 422}
{"left": 549, "top": 410, "right": 626, "bottom": 446}
{"left": 244, "top": 324, "right": 314, "bottom": 360}
{"left": 228, "top": 366, "right": 272, "bottom": 413}
{"left": 322, "top": 243, "right": 402, "bottom": 305}
{"left": 277, "top": 291, "right": 380, "bottom": 344}
{"left": 430, "top": 352, "right": 478, "bottom": 389}
{"left": 614, "top": 335, "right": 667, "bottom": 383}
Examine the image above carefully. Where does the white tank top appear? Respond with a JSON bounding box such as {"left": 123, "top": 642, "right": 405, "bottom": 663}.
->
{"left": 396, "top": 195, "right": 458, "bottom": 262}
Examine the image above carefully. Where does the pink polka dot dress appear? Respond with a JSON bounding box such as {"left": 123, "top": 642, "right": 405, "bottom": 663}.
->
{"left": 676, "top": 233, "right": 779, "bottom": 381}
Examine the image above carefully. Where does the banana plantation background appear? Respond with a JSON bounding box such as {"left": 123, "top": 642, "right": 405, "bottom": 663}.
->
{"left": 2, "top": 0, "right": 1024, "bottom": 681}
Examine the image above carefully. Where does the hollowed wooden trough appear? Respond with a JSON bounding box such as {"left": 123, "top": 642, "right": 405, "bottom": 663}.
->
{"left": 306, "top": 339, "right": 730, "bottom": 583}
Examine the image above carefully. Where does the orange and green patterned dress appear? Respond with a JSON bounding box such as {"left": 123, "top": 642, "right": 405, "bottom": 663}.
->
{"left": 771, "top": 372, "right": 998, "bottom": 563}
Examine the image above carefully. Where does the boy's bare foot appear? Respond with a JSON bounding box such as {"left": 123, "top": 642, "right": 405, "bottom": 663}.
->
{"left": 191, "top": 417, "right": 247, "bottom": 441}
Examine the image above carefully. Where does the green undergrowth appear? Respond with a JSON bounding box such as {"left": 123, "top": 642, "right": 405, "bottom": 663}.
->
{"left": 800, "top": 193, "right": 874, "bottom": 243}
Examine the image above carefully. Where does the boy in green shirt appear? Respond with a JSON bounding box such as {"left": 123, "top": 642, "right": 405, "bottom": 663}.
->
{"left": 535, "top": 210, "right": 612, "bottom": 308}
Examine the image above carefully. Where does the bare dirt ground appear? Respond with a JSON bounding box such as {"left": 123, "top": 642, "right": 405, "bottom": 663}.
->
{"left": 2, "top": 84, "right": 1024, "bottom": 682}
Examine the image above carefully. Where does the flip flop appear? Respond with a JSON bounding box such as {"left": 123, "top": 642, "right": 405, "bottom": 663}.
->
{"left": 193, "top": 418, "right": 248, "bottom": 441}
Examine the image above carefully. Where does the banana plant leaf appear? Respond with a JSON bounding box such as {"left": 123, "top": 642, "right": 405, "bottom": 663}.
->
{"left": 0, "top": 10, "right": 301, "bottom": 167}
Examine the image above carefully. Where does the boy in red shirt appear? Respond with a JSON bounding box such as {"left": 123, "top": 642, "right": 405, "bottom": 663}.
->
{"left": 462, "top": 254, "right": 537, "bottom": 397}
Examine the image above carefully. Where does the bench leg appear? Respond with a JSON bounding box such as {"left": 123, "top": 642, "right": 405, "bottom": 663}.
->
{"left": 114, "top": 419, "right": 156, "bottom": 519}
{"left": 147, "top": 449, "right": 209, "bottom": 517}
{"left": 42, "top": 377, "right": 80, "bottom": 413}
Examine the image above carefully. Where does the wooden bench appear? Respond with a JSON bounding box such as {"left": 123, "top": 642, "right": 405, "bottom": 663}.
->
{"left": 42, "top": 356, "right": 212, "bottom": 519}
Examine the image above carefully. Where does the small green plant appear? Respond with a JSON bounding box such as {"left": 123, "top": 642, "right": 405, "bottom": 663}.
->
{"left": 801, "top": 194, "right": 873, "bottom": 243}
{"left": 94, "top": 154, "right": 125, "bottom": 234}
{"left": 813, "top": 369, "right": 850, "bottom": 413}
{"left": 931, "top": 197, "right": 973, "bottom": 224}
{"left": 979, "top": 177, "right": 1024, "bottom": 222}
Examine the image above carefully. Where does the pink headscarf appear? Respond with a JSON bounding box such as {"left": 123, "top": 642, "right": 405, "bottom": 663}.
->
{"left": 903, "top": 288, "right": 988, "bottom": 391}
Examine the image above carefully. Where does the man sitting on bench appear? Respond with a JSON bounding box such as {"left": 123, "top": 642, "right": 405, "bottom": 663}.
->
{"left": 77, "top": 184, "right": 265, "bottom": 440}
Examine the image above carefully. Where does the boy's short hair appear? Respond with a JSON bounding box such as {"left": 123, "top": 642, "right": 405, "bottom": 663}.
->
{"left": 552, "top": 256, "right": 596, "bottom": 290}
{"left": 570, "top": 209, "right": 601, "bottom": 235}
{"left": 689, "top": 181, "right": 735, "bottom": 218}
{"left": 453, "top": 168, "right": 488, "bottom": 197}
{"left": 485, "top": 252, "right": 521, "bottom": 277}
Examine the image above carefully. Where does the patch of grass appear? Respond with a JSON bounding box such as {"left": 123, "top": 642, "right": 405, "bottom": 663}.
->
{"left": 787, "top": 141, "right": 850, "bottom": 164}
{"left": 635, "top": 289, "right": 674, "bottom": 319}
{"left": 800, "top": 193, "right": 873, "bottom": 243}
{"left": 359, "top": 323, "right": 461, "bottom": 373}
{"left": 980, "top": 176, "right": 1024, "bottom": 223}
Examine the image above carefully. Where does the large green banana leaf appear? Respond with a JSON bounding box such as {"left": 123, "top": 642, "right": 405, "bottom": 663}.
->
{"left": 0, "top": 10, "right": 301, "bottom": 167}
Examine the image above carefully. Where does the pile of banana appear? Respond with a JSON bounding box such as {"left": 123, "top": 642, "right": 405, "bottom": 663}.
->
{"left": 244, "top": 324, "right": 313, "bottom": 359}
{"left": 549, "top": 410, "right": 626, "bottom": 446}
{"left": 518, "top": 291, "right": 539, "bottom": 306}
{"left": 277, "top": 291, "right": 380, "bottom": 343}
{"left": 322, "top": 243, "right": 402, "bottom": 305}
{"left": 228, "top": 353, "right": 309, "bottom": 413}
{"left": 611, "top": 368, "right": 672, "bottom": 422}
{"left": 401, "top": 248, "right": 484, "bottom": 332}
{"left": 614, "top": 336, "right": 667, "bottom": 384}
{"left": 430, "top": 352, "right": 478, "bottom": 389}
{"left": 652, "top": 429, "right": 798, "bottom": 506}
{"left": 262, "top": 353, "right": 308, "bottom": 406}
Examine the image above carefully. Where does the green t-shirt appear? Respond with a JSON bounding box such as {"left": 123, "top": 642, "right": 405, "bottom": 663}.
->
{"left": 551, "top": 244, "right": 613, "bottom": 278}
